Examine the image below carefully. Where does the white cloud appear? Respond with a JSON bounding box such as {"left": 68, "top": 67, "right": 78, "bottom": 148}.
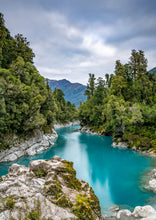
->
{"left": 81, "top": 35, "right": 116, "bottom": 57}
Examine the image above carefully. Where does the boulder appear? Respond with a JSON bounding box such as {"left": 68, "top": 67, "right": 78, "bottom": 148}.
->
{"left": 0, "top": 157, "right": 101, "bottom": 220}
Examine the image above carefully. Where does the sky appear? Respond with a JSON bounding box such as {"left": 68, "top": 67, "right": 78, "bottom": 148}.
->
{"left": 0, "top": 0, "right": 156, "bottom": 84}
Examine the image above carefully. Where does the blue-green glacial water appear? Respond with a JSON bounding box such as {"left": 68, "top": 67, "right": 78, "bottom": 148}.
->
{"left": 0, "top": 125, "right": 156, "bottom": 215}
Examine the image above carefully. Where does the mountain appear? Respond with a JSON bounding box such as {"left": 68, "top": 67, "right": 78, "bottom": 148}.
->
{"left": 149, "top": 67, "right": 156, "bottom": 74}
{"left": 48, "top": 79, "right": 87, "bottom": 107}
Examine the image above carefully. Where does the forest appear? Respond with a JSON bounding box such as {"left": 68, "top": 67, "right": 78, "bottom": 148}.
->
{"left": 0, "top": 11, "right": 156, "bottom": 153}
{"left": 79, "top": 50, "right": 156, "bottom": 151}
{"left": 0, "top": 13, "right": 77, "bottom": 149}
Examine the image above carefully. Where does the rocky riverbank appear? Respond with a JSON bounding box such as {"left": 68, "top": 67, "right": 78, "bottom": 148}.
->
{"left": 54, "top": 120, "right": 80, "bottom": 129}
{"left": 0, "top": 129, "right": 58, "bottom": 163}
{"left": 80, "top": 126, "right": 99, "bottom": 135}
{"left": 80, "top": 126, "right": 156, "bottom": 219}
{"left": 0, "top": 121, "right": 80, "bottom": 163}
{"left": 0, "top": 156, "right": 101, "bottom": 220}
{"left": 102, "top": 205, "right": 156, "bottom": 220}
{"left": 112, "top": 141, "right": 156, "bottom": 157}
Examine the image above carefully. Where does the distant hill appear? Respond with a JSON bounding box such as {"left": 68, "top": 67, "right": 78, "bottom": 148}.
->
{"left": 48, "top": 79, "right": 87, "bottom": 108}
{"left": 148, "top": 67, "right": 156, "bottom": 74}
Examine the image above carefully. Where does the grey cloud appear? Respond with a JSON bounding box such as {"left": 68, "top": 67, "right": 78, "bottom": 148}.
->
{"left": 0, "top": 0, "right": 156, "bottom": 84}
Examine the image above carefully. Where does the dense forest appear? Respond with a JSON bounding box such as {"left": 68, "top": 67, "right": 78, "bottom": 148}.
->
{"left": 79, "top": 50, "right": 156, "bottom": 151}
{"left": 0, "top": 13, "right": 77, "bottom": 149}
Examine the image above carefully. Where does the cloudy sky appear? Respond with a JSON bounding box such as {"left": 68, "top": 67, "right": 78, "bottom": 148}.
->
{"left": 1, "top": 0, "right": 156, "bottom": 84}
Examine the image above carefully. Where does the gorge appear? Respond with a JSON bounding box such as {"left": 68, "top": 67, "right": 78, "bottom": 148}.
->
{"left": 1, "top": 126, "right": 156, "bottom": 219}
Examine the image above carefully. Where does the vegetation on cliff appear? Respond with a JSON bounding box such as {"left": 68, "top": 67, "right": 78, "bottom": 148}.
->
{"left": 0, "top": 13, "right": 77, "bottom": 150}
{"left": 79, "top": 50, "right": 156, "bottom": 151}
{"left": 0, "top": 156, "right": 101, "bottom": 219}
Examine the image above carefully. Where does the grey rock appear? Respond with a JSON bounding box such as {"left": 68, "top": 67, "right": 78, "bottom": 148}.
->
{"left": 54, "top": 120, "right": 80, "bottom": 129}
{"left": 112, "top": 142, "right": 128, "bottom": 149}
{"left": 0, "top": 157, "right": 101, "bottom": 220}
{"left": 80, "top": 126, "right": 99, "bottom": 135}
{"left": 0, "top": 129, "right": 58, "bottom": 163}
{"left": 103, "top": 206, "right": 156, "bottom": 220}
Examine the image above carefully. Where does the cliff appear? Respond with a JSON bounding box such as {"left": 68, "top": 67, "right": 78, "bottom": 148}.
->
{"left": 0, "top": 129, "right": 58, "bottom": 163}
{"left": 0, "top": 156, "right": 101, "bottom": 220}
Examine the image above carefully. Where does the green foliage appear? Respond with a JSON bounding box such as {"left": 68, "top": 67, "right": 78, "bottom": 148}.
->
{"left": 84, "top": 73, "right": 96, "bottom": 99}
{"left": 62, "top": 160, "right": 76, "bottom": 175}
{"left": 61, "top": 174, "right": 82, "bottom": 190}
{"left": 34, "top": 168, "right": 47, "bottom": 178}
{"left": 72, "top": 194, "right": 94, "bottom": 220}
{"left": 5, "top": 196, "right": 15, "bottom": 210}
{"left": 79, "top": 50, "right": 156, "bottom": 151}
{"left": 27, "top": 211, "right": 40, "bottom": 220}
{"left": 0, "top": 13, "right": 78, "bottom": 149}
{"left": 55, "top": 194, "right": 72, "bottom": 208}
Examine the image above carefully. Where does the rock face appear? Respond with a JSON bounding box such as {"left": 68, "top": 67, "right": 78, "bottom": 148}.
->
{"left": 103, "top": 205, "right": 156, "bottom": 220}
{"left": 0, "top": 129, "right": 58, "bottom": 163}
{"left": 54, "top": 121, "right": 80, "bottom": 129}
{"left": 0, "top": 156, "right": 101, "bottom": 220}
{"left": 80, "top": 126, "right": 99, "bottom": 135}
{"left": 147, "top": 169, "right": 156, "bottom": 193}
{"left": 111, "top": 142, "right": 128, "bottom": 149}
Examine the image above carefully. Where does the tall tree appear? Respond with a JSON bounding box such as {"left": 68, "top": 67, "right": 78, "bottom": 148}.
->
{"left": 84, "top": 73, "right": 96, "bottom": 99}
{"left": 0, "top": 13, "right": 7, "bottom": 67}
{"left": 14, "top": 34, "right": 35, "bottom": 63}
{"left": 111, "top": 60, "right": 127, "bottom": 97}
{"left": 129, "top": 49, "right": 147, "bottom": 80}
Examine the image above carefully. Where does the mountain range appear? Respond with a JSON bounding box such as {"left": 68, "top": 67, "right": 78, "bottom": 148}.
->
{"left": 48, "top": 79, "right": 87, "bottom": 108}
{"left": 149, "top": 67, "right": 156, "bottom": 74}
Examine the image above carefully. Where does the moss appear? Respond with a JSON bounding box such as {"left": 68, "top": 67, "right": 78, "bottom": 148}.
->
{"left": 62, "top": 160, "right": 76, "bottom": 175}
{"left": 27, "top": 211, "right": 40, "bottom": 220}
{"left": 89, "top": 188, "right": 101, "bottom": 217}
{"left": 10, "top": 217, "right": 16, "bottom": 220}
{"left": 46, "top": 184, "right": 62, "bottom": 196}
{"left": 34, "top": 168, "right": 47, "bottom": 178}
{"left": 55, "top": 194, "right": 72, "bottom": 208}
{"left": 27, "top": 199, "right": 41, "bottom": 220}
{"left": 61, "top": 174, "right": 82, "bottom": 190}
{"left": 5, "top": 196, "right": 15, "bottom": 210}
{"left": 72, "top": 194, "right": 94, "bottom": 220}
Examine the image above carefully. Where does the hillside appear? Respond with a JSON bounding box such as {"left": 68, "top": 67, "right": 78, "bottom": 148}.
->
{"left": 79, "top": 50, "right": 156, "bottom": 152}
{"left": 0, "top": 13, "right": 77, "bottom": 150}
{"left": 48, "top": 79, "right": 87, "bottom": 108}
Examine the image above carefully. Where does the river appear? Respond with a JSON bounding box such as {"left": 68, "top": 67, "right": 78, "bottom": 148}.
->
{"left": 0, "top": 125, "right": 156, "bottom": 215}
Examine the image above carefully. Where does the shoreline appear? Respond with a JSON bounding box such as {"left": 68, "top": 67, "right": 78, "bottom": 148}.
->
{"left": 80, "top": 126, "right": 156, "bottom": 219}
{"left": 0, "top": 121, "right": 80, "bottom": 163}
{"left": 112, "top": 141, "right": 156, "bottom": 158}
{"left": 54, "top": 120, "right": 80, "bottom": 129}
{"left": 1, "top": 124, "right": 156, "bottom": 219}
{"left": 80, "top": 126, "right": 156, "bottom": 157}
{"left": 0, "top": 129, "right": 58, "bottom": 163}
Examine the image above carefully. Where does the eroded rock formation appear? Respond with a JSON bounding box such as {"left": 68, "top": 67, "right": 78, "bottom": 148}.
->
{"left": 0, "top": 156, "right": 101, "bottom": 220}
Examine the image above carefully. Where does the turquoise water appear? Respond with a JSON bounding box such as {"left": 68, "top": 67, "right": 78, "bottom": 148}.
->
{"left": 0, "top": 125, "right": 156, "bottom": 215}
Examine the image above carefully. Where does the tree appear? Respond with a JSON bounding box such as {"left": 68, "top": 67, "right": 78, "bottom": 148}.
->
{"left": 14, "top": 34, "right": 35, "bottom": 63}
{"left": 111, "top": 60, "right": 127, "bottom": 97}
{"left": 0, "top": 13, "right": 7, "bottom": 67}
{"left": 105, "top": 73, "right": 113, "bottom": 88}
{"left": 129, "top": 49, "right": 147, "bottom": 80}
{"left": 94, "top": 77, "right": 106, "bottom": 105}
{"left": 84, "top": 73, "right": 96, "bottom": 99}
